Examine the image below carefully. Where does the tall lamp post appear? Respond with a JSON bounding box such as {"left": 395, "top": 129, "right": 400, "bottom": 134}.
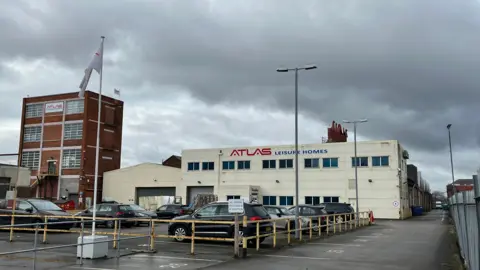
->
{"left": 342, "top": 119, "right": 368, "bottom": 226}
{"left": 447, "top": 124, "right": 456, "bottom": 194}
{"left": 277, "top": 65, "right": 317, "bottom": 239}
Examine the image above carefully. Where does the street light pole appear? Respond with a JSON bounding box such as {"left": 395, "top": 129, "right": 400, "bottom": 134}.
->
{"left": 447, "top": 124, "right": 456, "bottom": 194}
{"left": 343, "top": 119, "right": 368, "bottom": 226}
{"left": 277, "top": 64, "right": 317, "bottom": 239}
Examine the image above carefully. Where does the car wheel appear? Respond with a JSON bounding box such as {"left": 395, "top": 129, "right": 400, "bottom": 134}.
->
{"left": 312, "top": 222, "right": 320, "bottom": 232}
{"left": 335, "top": 216, "right": 344, "bottom": 224}
{"left": 172, "top": 225, "right": 189, "bottom": 242}
{"left": 106, "top": 220, "right": 115, "bottom": 229}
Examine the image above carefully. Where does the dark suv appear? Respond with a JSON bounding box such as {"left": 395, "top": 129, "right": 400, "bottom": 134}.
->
{"left": 0, "top": 198, "right": 74, "bottom": 229}
{"left": 288, "top": 205, "right": 328, "bottom": 231}
{"left": 156, "top": 204, "right": 190, "bottom": 219}
{"left": 319, "top": 203, "right": 355, "bottom": 223}
{"left": 168, "top": 201, "right": 273, "bottom": 243}
{"left": 75, "top": 203, "right": 136, "bottom": 228}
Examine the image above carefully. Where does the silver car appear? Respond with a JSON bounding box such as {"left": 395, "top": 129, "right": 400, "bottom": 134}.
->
{"left": 264, "top": 206, "right": 310, "bottom": 230}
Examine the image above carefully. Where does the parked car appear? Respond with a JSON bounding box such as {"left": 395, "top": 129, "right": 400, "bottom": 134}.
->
{"left": 74, "top": 203, "right": 135, "bottom": 228}
{"left": 318, "top": 203, "right": 355, "bottom": 223}
{"left": 264, "top": 205, "right": 311, "bottom": 231}
{"left": 128, "top": 204, "right": 157, "bottom": 226}
{"left": 168, "top": 201, "right": 273, "bottom": 244}
{"left": 156, "top": 204, "right": 189, "bottom": 219}
{"left": 0, "top": 198, "right": 75, "bottom": 229}
{"left": 287, "top": 205, "right": 328, "bottom": 231}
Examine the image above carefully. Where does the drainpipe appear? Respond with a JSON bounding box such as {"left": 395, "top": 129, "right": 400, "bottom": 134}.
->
{"left": 217, "top": 150, "right": 223, "bottom": 195}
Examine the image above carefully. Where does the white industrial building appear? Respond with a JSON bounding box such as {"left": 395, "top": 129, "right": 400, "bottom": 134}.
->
{"left": 103, "top": 140, "right": 417, "bottom": 219}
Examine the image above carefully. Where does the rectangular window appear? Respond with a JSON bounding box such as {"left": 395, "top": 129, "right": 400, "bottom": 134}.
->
{"left": 62, "top": 149, "right": 81, "bottom": 169}
{"left": 25, "top": 104, "right": 43, "bottom": 118}
{"left": 322, "top": 158, "right": 339, "bottom": 168}
{"left": 348, "top": 179, "right": 356, "bottom": 190}
{"left": 21, "top": 151, "right": 40, "bottom": 170}
{"left": 23, "top": 126, "right": 42, "bottom": 142}
{"left": 187, "top": 162, "right": 200, "bottom": 171}
{"left": 263, "top": 196, "right": 277, "bottom": 206}
{"left": 304, "top": 158, "right": 320, "bottom": 168}
{"left": 323, "top": 196, "right": 340, "bottom": 203}
{"left": 222, "top": 161, "right": 235, "bottom": 170}
{"left": 279, "top": 159, "right": 293, "bottom": 169}
{"left": 202, "top": 162, "right": 214, "bottom": 171}
{"left": 372, "top": 156, "right": 389, "bottom": 167}
{"left": 66, "top": 100, "right": 84, "bottom": 114}
{"left": 262, "top": 160, "right": 276, "bottom": 169}
{"left": 305, "top": 196, "right": 320, "bottom": 205}
{"left": 237, "top": 160, "right": 251, "bottom": 170}
{"left": 227, "top": 195, "right": 241, "bottom": 200}
{"left": 351, "top": 157, "right": 369, "bottom": 167}
{"left": 64, "top": 123, "right": 83, "bottom": 140}
{"left": 279, "top": 196, "right": 294, "bottom": 206}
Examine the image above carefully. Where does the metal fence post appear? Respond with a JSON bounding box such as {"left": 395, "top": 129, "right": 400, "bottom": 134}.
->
{"left": 80, "top": 219, "right": 84, "bottom": 266}
{"left": 473, "top": 174, "right": 480, "bottom": 270}
{"left": 116, "top": 219, "right": 121, "bottom": 262}
{"left": 33, "top": 225, "right": 38, "bottom": 270}
{"left": 462, "top": 192, "right": 470, "bottom": 266}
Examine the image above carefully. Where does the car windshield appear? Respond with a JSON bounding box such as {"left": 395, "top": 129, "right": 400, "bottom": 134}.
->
{"left": 119, "top": 205, "right": 134, "bottom": 211}
{"left": 251, "top": 205, "right": 270, "bottom": 217}
{"left": 29, "top": 200, "right": 62, "bottom": 211}
{"left": 129, "top": 204, "right": 145, "bottom": 211}
{"left": 279, "top": 207, "right": 293, "bottom": 215}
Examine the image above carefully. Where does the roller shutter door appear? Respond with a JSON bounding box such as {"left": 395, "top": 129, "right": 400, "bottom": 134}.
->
{"left": 187, "top": 186, "right": 214, "bottom": 204}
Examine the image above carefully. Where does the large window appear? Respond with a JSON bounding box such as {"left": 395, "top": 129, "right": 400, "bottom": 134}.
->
{"left": 222, "top": 161, "right": 235, "bottom": 170}
{"left": 64, "top": 123, "right": 83, "bottom": 140}
{"left": 323, "top": 196, "right": 340, "bottom": 203}
{"left": 25, "top": 104, "right": 43, "bottom": 118}
{"left": 66, "top": 100, "right": 84, "bottom": 114}
{"left": 351, "top": 157, "right": 369, "bottom": 167}
{"left": 279, "top": 159, "right": 293, "bottom": 169}
{"left": 279, "top": 196, "right": 294, "bottom": 206}
{"left": 202, "top": 162, "right": 214, "bottom": 171}
{"left": 305, "top": 196, "right": 320, "bottom": 205}
{"left": 323, "top": 158, "right": 339, "bottom": 168}
{"left": 62, "top": 149, "right": 81, "bottom": 169}
{"left": 304, "top": 158, "right": 320, "bottom": 168}
{"left": 21, "top": 151, "right": 40, "bottom": 170}
{"left": 227, "top": 195, "right": 241, "bottom": 200}
{"left": 263, "top": 196, "right": 277, "bottom": 206}
{"left": 23, "top": 126, "right": 41, "bottom": 142}
{"left": 237, "top": 160, "right": 250, "bottom": 170}
{"left": 187, "top": 162, "right": 200, "bottom": 171}
{"left": 372, "top": 156, "right": 389, "bottom": 167}
{"left": 262, "top": 160, "right": 276, "bottom": 169}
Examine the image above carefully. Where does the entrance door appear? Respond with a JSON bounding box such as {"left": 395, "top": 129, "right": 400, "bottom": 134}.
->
{"left": 47, "top": 160, "right": 57, "bottom": 175}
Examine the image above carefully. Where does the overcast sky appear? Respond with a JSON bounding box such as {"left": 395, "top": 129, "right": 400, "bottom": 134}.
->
{"left": 1, "top": 0, "right": 480, "bottom": 192}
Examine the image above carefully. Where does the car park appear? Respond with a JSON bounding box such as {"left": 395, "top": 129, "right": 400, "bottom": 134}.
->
{"left": 0, "top": 198, "right": 75, "bottom": 229}
{"left": 156, "top": 204, "right": 189, "bottom": 219}
{"left": 287, "top": 205, "right": 328, "bottom": 231}
{"left": 264, "top": 205, "right": 311, "bottom": 230}
{"left": 168, "top": 201, "right": 273, "bottom": 244}
{"left": 75, "top": 203, "right": 136, "bottom": 228}
{"left": 128, "top": 204, "right": 157, "bottom": 226}
{"left": 318, "top": 203, "right": 355, "bottom": 223}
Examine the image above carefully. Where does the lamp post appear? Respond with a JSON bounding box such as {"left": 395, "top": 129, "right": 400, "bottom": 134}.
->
{"left": 277, "top": 65, "right": 317, "bottom": 239}
{"left": 447, "top": 124, "right": 456, "bottom": 194}
{"left": 342, "top": 119, "right": 368, "bottom": 226}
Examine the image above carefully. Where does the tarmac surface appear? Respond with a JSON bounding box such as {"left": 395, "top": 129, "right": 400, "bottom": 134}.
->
{"left": 0, "top": 210, "right": 458, "bottom": 270}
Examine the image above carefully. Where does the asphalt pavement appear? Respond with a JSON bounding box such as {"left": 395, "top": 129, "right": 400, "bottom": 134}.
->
{"left": 0, "top": 211, "right": 459, "bottom": 270}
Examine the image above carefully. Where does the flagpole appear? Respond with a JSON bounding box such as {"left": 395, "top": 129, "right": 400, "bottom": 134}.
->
{"left": 91, "top": 36, "right": 105, "bottom": 236}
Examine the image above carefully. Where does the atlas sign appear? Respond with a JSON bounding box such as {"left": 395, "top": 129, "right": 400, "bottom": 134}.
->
{"left": 230, "top": 148, "right": 272, "bottom": 157}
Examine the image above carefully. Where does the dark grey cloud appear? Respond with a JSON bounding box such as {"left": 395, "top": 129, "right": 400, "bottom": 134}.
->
{"left": 1, "top": 0, "right": 480, "bottom": 191}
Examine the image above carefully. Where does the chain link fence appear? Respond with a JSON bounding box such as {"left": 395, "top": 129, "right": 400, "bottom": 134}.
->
{"left": 449, "top": 175, "right": 480, "bottom": 270}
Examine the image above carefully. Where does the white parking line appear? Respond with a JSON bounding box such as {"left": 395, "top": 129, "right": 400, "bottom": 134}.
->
{"left": 131, "top": 254, "right": 224, "bottom": 262}
{"left": 262, "top": 254, "right": 330, "bottom": 260}
{"left": 155, "top": 240, "right": 228, "bottom": 248}
{"left": 306, "top": 243, "right": 362, "bottom": 247}
{"left": 70, "top": 267, "right": 115, "bottom": 270}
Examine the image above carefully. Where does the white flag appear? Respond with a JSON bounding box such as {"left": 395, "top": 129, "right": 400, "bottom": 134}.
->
{"left": 79, "top": 39, "right": 104, "bottom": 98}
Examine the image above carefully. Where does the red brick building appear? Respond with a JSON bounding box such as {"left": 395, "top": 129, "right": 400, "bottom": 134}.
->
{"left": 446, "top": 179, "right": 474, "bottom": 198}
{"left": 17, "top": 91, "right": 123, "bottom": 208}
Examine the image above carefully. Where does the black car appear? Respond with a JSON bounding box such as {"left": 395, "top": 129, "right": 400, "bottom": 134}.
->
{"left": 168, "top": 201, "right": 273, "bottom": 244}
{"left": 156, "top": 204, "right": 189, "bottom": 219}
{"left": 75, "top": 203, "right": 135, "bottom": 228}
{"left": 0, "top": 198, "right": 75, "bottom": 229}
{"left": 128, "top": 204, "right": 157, "bottom": 226}
{"left": 288, "top": 205, "right": 328, "bottom": 231}
{"left": 318, "top": 203, "right": 355, "bottom": 223}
